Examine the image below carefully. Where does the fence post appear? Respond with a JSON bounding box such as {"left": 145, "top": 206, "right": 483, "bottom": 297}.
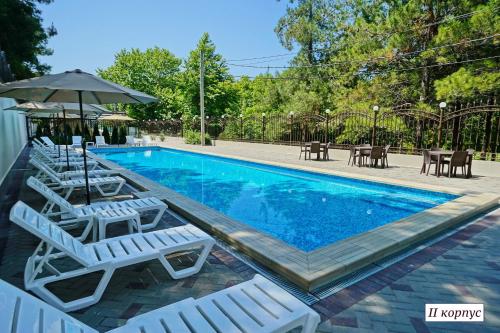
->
{"left": 239, "top": 114, "right": 243, "bottom": 141}
{"left": 261, "top": 113, "right": 265, "bottom": 143}
{"left": 325, "top": 109, "right": 330, "bottom": 144}
{"left": 289, "top": 112, "right": 294, "bottom": 145}
{"left": 371, "top": 106, "right": 379, "bottom": 146}
{"left": 437, "top": 102, "right": 446, "bottom": 147}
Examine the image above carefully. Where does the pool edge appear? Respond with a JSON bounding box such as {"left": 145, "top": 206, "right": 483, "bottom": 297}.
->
{"left": 88, "top": 148, "right": 500, "bottom": 291}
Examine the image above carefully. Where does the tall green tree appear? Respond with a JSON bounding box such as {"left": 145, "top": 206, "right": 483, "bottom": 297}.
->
{"left": 181, "top": 33, "right": 239, "bottom": 118}
{"left": 0, "top": 0, "right": 57, "bottom": 79}
{"left": 97, "top": 47, "right": 184, "bottom": 120}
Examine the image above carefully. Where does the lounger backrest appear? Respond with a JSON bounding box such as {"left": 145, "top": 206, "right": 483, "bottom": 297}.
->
{"left": 9, "top": 201, "right": 92, "bottom": 266}
{"left": 142, "top": 135, "right": 151, "bottom": 144}
{"left": 41, "top": 136, "right": 56, "bottom": 147}
{"left": 0, "top": 279, "right": 98, "bottom": 333}
{"left": 27, "top": 177, "right": 76, "bottom": 215}
{"left": 126, "top": 135, "right": 135, "bottom": 144}
{"left": 96, "top": 136, "right": 106, "bottom": 145}
{"left": 72, "top": 136, "right": 82, "bottom": 145}
{"left": 29, "top": 158, "right": 61, "bottom": 184}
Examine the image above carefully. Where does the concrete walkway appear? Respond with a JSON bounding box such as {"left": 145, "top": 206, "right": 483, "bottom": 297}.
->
{"left": 157, "top": 137, "right": 500, "bottom": 195}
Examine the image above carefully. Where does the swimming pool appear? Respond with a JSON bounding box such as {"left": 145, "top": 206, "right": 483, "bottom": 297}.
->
{"left": 95, "top": 147, "right": 457, "bottom": 252}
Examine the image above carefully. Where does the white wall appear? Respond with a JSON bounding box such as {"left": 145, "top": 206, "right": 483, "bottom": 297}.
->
{"left": 0, "top": 98, "right": 27, "bottom": 185}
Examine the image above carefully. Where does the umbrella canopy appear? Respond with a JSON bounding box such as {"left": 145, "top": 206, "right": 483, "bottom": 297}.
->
{"left": 26, "top": 112, "right": 80, "bottom": 119}
{"left": 8, "top": 101, "right": 112, "bottom": 116}
{"left": 0, "top": 69, "right": 157, "bottom": 205}
{"left": 0, "top": 69, "right": 157, "bottom": 104}
{"left": 100, "top": 113, "right": 134, "bottom": 121}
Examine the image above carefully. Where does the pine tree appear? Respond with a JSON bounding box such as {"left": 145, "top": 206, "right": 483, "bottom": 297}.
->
{"left": 111, "top": 126, "right": 119, "bottom": 144}
{"left": 102, "top": 126, "right": 111, "bottom": 143}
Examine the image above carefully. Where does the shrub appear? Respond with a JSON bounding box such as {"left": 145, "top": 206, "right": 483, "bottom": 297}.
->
{"left": 184, "top": 130, "right": 211, "bottom": 145}
{"left": 111, "top": 126, "right": 119, "bottom": 144}
{"left": 74, "top": 124, "right": 82, "bottom": 136}
{"left": 92, "top": 123, "right": 100, "bottom": 143}
{"left": 119, "top": 126, "right": 127, "bottom": 144}
{"left": 64, "top": 125, "right": 73, "bottom": 144}
{"left": 35, "top": 125, "right": 43, "bottom": 138}
{"left": 83, "top": 124, "right": 92, "bottom": 142}
{"left": 102, "top": 126, "right": 111, "bottom": 143}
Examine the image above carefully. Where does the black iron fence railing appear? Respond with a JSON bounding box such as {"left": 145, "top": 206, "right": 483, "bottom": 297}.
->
{"left": 28, "top": 98, "right": 500, "bottom": 161}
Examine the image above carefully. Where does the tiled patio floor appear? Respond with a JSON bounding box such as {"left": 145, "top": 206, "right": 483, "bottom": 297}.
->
{"left": 0, "top": 146, "right": 499, "bottom": 332}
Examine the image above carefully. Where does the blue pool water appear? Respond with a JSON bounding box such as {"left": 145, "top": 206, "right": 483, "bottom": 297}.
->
{"left": 95, "top": 147, "right": 458, "bottom": 252}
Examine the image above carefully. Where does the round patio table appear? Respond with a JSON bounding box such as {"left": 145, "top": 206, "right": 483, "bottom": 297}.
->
{"left": 304, "top": 142, "right": 328, "bottom": 160}
{"left": 428, "top": 150, "right": 473, "bottom": 178}
{"left": 353, "top": 145, "right": 372, "bottom": 167}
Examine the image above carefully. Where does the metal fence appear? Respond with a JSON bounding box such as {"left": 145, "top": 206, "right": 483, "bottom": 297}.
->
{"left": 28, "top": 98, "right": 500, "bottom": 161}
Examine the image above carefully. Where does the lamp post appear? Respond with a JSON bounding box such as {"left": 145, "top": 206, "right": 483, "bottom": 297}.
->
{"left": 325, "top": 109, "right": 331, "bottom": 144}
{"left": 372, "top": 105, "right": 379, "bottom": 146}
{"left": 239, "top": 113, "right": 243, "bottom": 141}
{"left": 438, "top": 101, "right": 446, "bottom": 147}
{"left": 261, "top": 112, "right": 266, "bottom": 143}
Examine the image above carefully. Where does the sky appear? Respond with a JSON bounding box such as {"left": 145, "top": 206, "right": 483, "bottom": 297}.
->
{"left": 38, "top": 0, "right": 295, "bottom": 77}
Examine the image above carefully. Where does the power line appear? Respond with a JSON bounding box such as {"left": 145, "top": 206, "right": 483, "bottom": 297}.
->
{"left": 232, "top": 55, "right": 500, "bottom": 81}
{"left": 228, "top": 34, "right": 499, "bottom": 69}
{"left": 227, "top": 53, "right": 296, "bottom": 62}
{"left": 226, "top": 6, "right": 498, "bottom": 65}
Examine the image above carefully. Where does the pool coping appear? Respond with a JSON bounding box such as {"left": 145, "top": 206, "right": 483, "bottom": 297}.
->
{"left": 87, "top": 147, "right": 500, "bottom": 291}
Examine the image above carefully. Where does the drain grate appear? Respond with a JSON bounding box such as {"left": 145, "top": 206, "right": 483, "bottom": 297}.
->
{"left": 166, "top": 207, "right": 497, "bottom": 305}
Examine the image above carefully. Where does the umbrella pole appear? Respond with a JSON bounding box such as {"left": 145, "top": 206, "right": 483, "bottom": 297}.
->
{"left": 78, "top": 91, "right": 91, "bottom": 205}
{"left": 63, "top": 108, "right": 70, "bottom": 170}
{"left": 56, "top": 113, "right": 61, "bottom": 158}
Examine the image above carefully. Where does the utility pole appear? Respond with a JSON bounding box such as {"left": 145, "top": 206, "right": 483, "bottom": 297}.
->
{"left": 200, "top": 50, "right": 205, "bottom": 146}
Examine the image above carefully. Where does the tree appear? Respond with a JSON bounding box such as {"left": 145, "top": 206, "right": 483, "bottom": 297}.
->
{"left": 111, "top": 126, "right": 119, "bottom": 144}
{"left": 92, "top": 123, "right": 100, "bottom": 143}
{"left": 102, "top": 126, "right": 111, "bottom": 144}
{"left": 74, "top": 124, "right": 81, "bottom": 136}
{"left": 118, "top": 126, "right": 127, "bottom": 144}
{"left": 0, "top": 0, "right": 57, "bottom": 79}
{"left": 97, "top": 47, "right": 184, "bottom": 120}
{"left": 83, "top": 124, "right": 91, "bottom": 142}
{"left": 181, "top": 33, "right": 239, "bottom": 118}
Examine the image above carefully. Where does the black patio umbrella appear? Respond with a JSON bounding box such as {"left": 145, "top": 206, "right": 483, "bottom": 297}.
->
{"left": 8, "top": 101, "right": 112, "bottom": 169}
{"left": 0, "top": 69, "right": 157, "bottom": 204}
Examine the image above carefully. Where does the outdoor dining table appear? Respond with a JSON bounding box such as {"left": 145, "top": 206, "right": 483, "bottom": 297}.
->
{"left": 428, "top": 150, "right": 473, "bottom": 178}
{"left": 353, "top": 145, "right": 372, "bottom": 167}
{"left": 304, "top": 142, "right": 328, "bottom": 160}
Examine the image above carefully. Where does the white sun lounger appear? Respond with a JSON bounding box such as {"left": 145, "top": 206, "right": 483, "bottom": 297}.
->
{"left": 40, "top": 136, "right": 79, "bottom": 152}
{"left": 109, "top": 274, "right": 320, "bottom": 333}
{"left": 72, "top": 136, "right": 83, "bottom": 148}
{"left": 31, "top": 156, "right": 117, "bottom": 180}
{"left": 37, "top": 138, "right": 82, "bottom": 159}
{"left": 28, "top": 176, "right": 167, "bottom": 240}
{"left": 33, "top": 140, "right": 82, "bottom": 159}
{"left": 9, "top": 201, "right": 215, "bottom": 312}
{"left": 30, "top": 158, "right": 126, "bottom": 199}
{"left": 1, "top": 274, "right": 319, "bottom": 333}
{"left": 30, "top": 151, "right": 99, "bottom": 172}
{"left": 95, "top": 135, "right": 109, "bottom": 148}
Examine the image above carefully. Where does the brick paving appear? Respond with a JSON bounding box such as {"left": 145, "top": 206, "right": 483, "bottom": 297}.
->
{"left": 0, "top": 146, "right": 499, "bottom": 332}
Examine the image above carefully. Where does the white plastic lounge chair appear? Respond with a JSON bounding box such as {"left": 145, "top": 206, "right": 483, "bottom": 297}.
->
{"left": 0, "top": 275, "right": 319, "bottom": 333}
{"left": 142, "top": 135, "right": 152, "bottom": 146}
{"left": 30, "top": 150, "right": 99, "bottom": 172}
{"left": 40, "top": 136, "right": 77, "bottom": 152}
{"left": 30, "top": 158, "right": 126, "bottom": 199}
{"left": 109, "top": 274, "right": 320, "bottom": 333}
{"left": 32, "top": 156, "right": 116, "bottom": 180}
{"left": 72, "top": 136, "right": 83, "bottom": 148}
{"left": 33, "top": 139, "right": 82, "bottom": 157}
{"left": 0, "top": 279, "right": 99, "bottom": 333}
{"left": 28, "top": 176, "right": 167, "bottom": 240}
{"left": 95, "top": 135, "right": 109, "bottom": 148}
{"left": 9, "top": 201, "right": 215, "bottom": 312}
{"left": 126, "top": 135, "right": 139, "bottom": 146}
